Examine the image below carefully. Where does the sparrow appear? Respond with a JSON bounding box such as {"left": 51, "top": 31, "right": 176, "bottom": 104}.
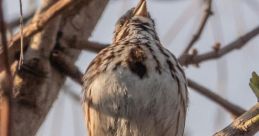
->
{"left": 82, "top": 0, "right": 188, "bottom": 136}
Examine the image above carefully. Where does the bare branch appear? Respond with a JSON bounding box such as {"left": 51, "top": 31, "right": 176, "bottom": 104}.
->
{"left": 62, "top": 36, "right": 107, "bottom": 53}
{"left": 50, "top": 51, "right": 83, "bottom": 101}
{"left": 180, "top": 0, "right": 213, "bottom": 56}
{"left": 180, "top": 25, "right": 259, "bottom": 66}
{"left": 9, "top": 0, "right": 73, "bottom": 44}
{"left": 72, "top": 41, "right": 107, "bottom": 53}
{"left": 8, "top": 0, "right": 109, "bottom": 135}
{"left": 214, "top": 103, "right": 259, "bottom": 136}
{"left": 0, "top": 0, "right": 91, "bottom": 71}
{"left": 188, "top": 79, "right": 246, "bottom": 117}
{"left": 0, "top": 0, "right": 12, "bottom": 135}
{"left": 50, "top": 50, "right": 83, "bottom": 85}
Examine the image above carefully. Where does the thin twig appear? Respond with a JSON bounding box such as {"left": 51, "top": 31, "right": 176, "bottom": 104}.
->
{"left": 180, "top": 0, "right": 213, "bottom": 56}
{"left": 179, "top": 25, "right": 259, "bottom": 66}
{"left": 0, "top": 0, "right": 12, "bottom": 135}
{"left": 188, "top": 79, "right": 246, "bottom": 117}
{"left": 19, "top": 0, "right": 24, "bottom": 68}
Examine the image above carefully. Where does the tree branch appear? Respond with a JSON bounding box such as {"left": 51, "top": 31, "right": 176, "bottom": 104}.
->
{"left": 50, "top": 50, "right": 83, "bottom": 85}
{"left": 62, "top": 37, "right": 107, "bottom": 53}
{"left": 213, "top": 72, "right": 259, "bottom": 136}
{"left": 6, "top": 0, "right": 109, "bottom": 136}
{"left": 0, "top": 1, "right": 11, "bottom": 82}
{"left": 0, "top": 0, "right": 13, "bottom": 135}
{"left": 180, "top": 0, "right": 213, "bottom": 56}
{"left": 214, "top": 103, "right": 259, "bottom": 136}
{"left": 188, "top": 79, "right": 246, "bottom": 117}
{"left": 0, "top": 0, "right": 91, "bottom": 71}
{"left": 180, "top": 25, "right": 259, "bottom": 66}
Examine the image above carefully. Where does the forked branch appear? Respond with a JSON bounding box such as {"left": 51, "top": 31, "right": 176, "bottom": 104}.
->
{"left": 180, "top": 0, "right": 213, "bottom": 57}
{"left": 179, "top": 25, "right": 259, "bottom": 66}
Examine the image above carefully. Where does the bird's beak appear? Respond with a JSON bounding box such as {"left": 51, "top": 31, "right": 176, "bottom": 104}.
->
{"left": 133, "top": 0, "right": 148, "bottom": 17}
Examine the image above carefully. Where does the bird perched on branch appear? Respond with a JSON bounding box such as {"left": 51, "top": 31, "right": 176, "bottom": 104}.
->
{"left": 82, "top": 0, "right": 188, "bottom": 136}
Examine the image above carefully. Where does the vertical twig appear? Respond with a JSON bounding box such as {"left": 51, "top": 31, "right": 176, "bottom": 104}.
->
{"left": 0, "top": 0, "right": 13, "bottom": 135}
{"left": 19, "top": 0, "right": 24, "bottom": 68}
{"left": 180, "top": 0, "right": 213, "bottom": 57}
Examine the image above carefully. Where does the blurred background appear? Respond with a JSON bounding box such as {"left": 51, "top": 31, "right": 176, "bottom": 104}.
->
{"left": 4, "top": 0, "right": 259, "bottom": 135}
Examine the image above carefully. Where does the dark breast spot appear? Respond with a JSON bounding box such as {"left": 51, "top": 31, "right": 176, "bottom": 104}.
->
{"left": 127, "top": 47, "right": 147, "bottom": 79}
{"left": 129, "top": 61, "right": 147, "bottom": 79}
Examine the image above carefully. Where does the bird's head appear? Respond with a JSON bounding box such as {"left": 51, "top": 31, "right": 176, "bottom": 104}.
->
{"left": 113, "top": 0, "right": 157, "bottom": 43}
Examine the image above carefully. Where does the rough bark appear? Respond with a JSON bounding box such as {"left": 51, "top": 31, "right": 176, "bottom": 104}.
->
{"left": 214, "top": 103, "right": 259, "bottom": 136}
{"left": 2, "top": 0, "right": 109, "bottom": 136}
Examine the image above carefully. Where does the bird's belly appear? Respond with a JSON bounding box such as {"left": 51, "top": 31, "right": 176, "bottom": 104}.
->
{"left": 85, "top": 68, "right": 183, "bottom": 136}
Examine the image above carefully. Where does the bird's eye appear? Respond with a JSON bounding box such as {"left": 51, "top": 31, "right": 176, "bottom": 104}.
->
{"left": 119, "top": 24, "right": 123, "bottom": 27}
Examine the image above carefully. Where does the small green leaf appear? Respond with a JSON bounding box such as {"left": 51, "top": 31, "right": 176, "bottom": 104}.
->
{"left": 249, "top": 72, "right": 259, "bottom": 101}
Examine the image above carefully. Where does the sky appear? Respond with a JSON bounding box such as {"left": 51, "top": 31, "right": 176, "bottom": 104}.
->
{"left": 5, "top": 0, "right": 259, "bottom": 136}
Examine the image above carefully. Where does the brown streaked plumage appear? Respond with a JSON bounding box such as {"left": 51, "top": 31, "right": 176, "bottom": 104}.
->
{"left": 82, "top": 0, "right": 188, "bottom": 136}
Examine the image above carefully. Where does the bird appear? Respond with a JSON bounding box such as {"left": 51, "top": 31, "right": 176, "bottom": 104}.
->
{"left": 82, "top": 0, "right": 188, "bottom": 136}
